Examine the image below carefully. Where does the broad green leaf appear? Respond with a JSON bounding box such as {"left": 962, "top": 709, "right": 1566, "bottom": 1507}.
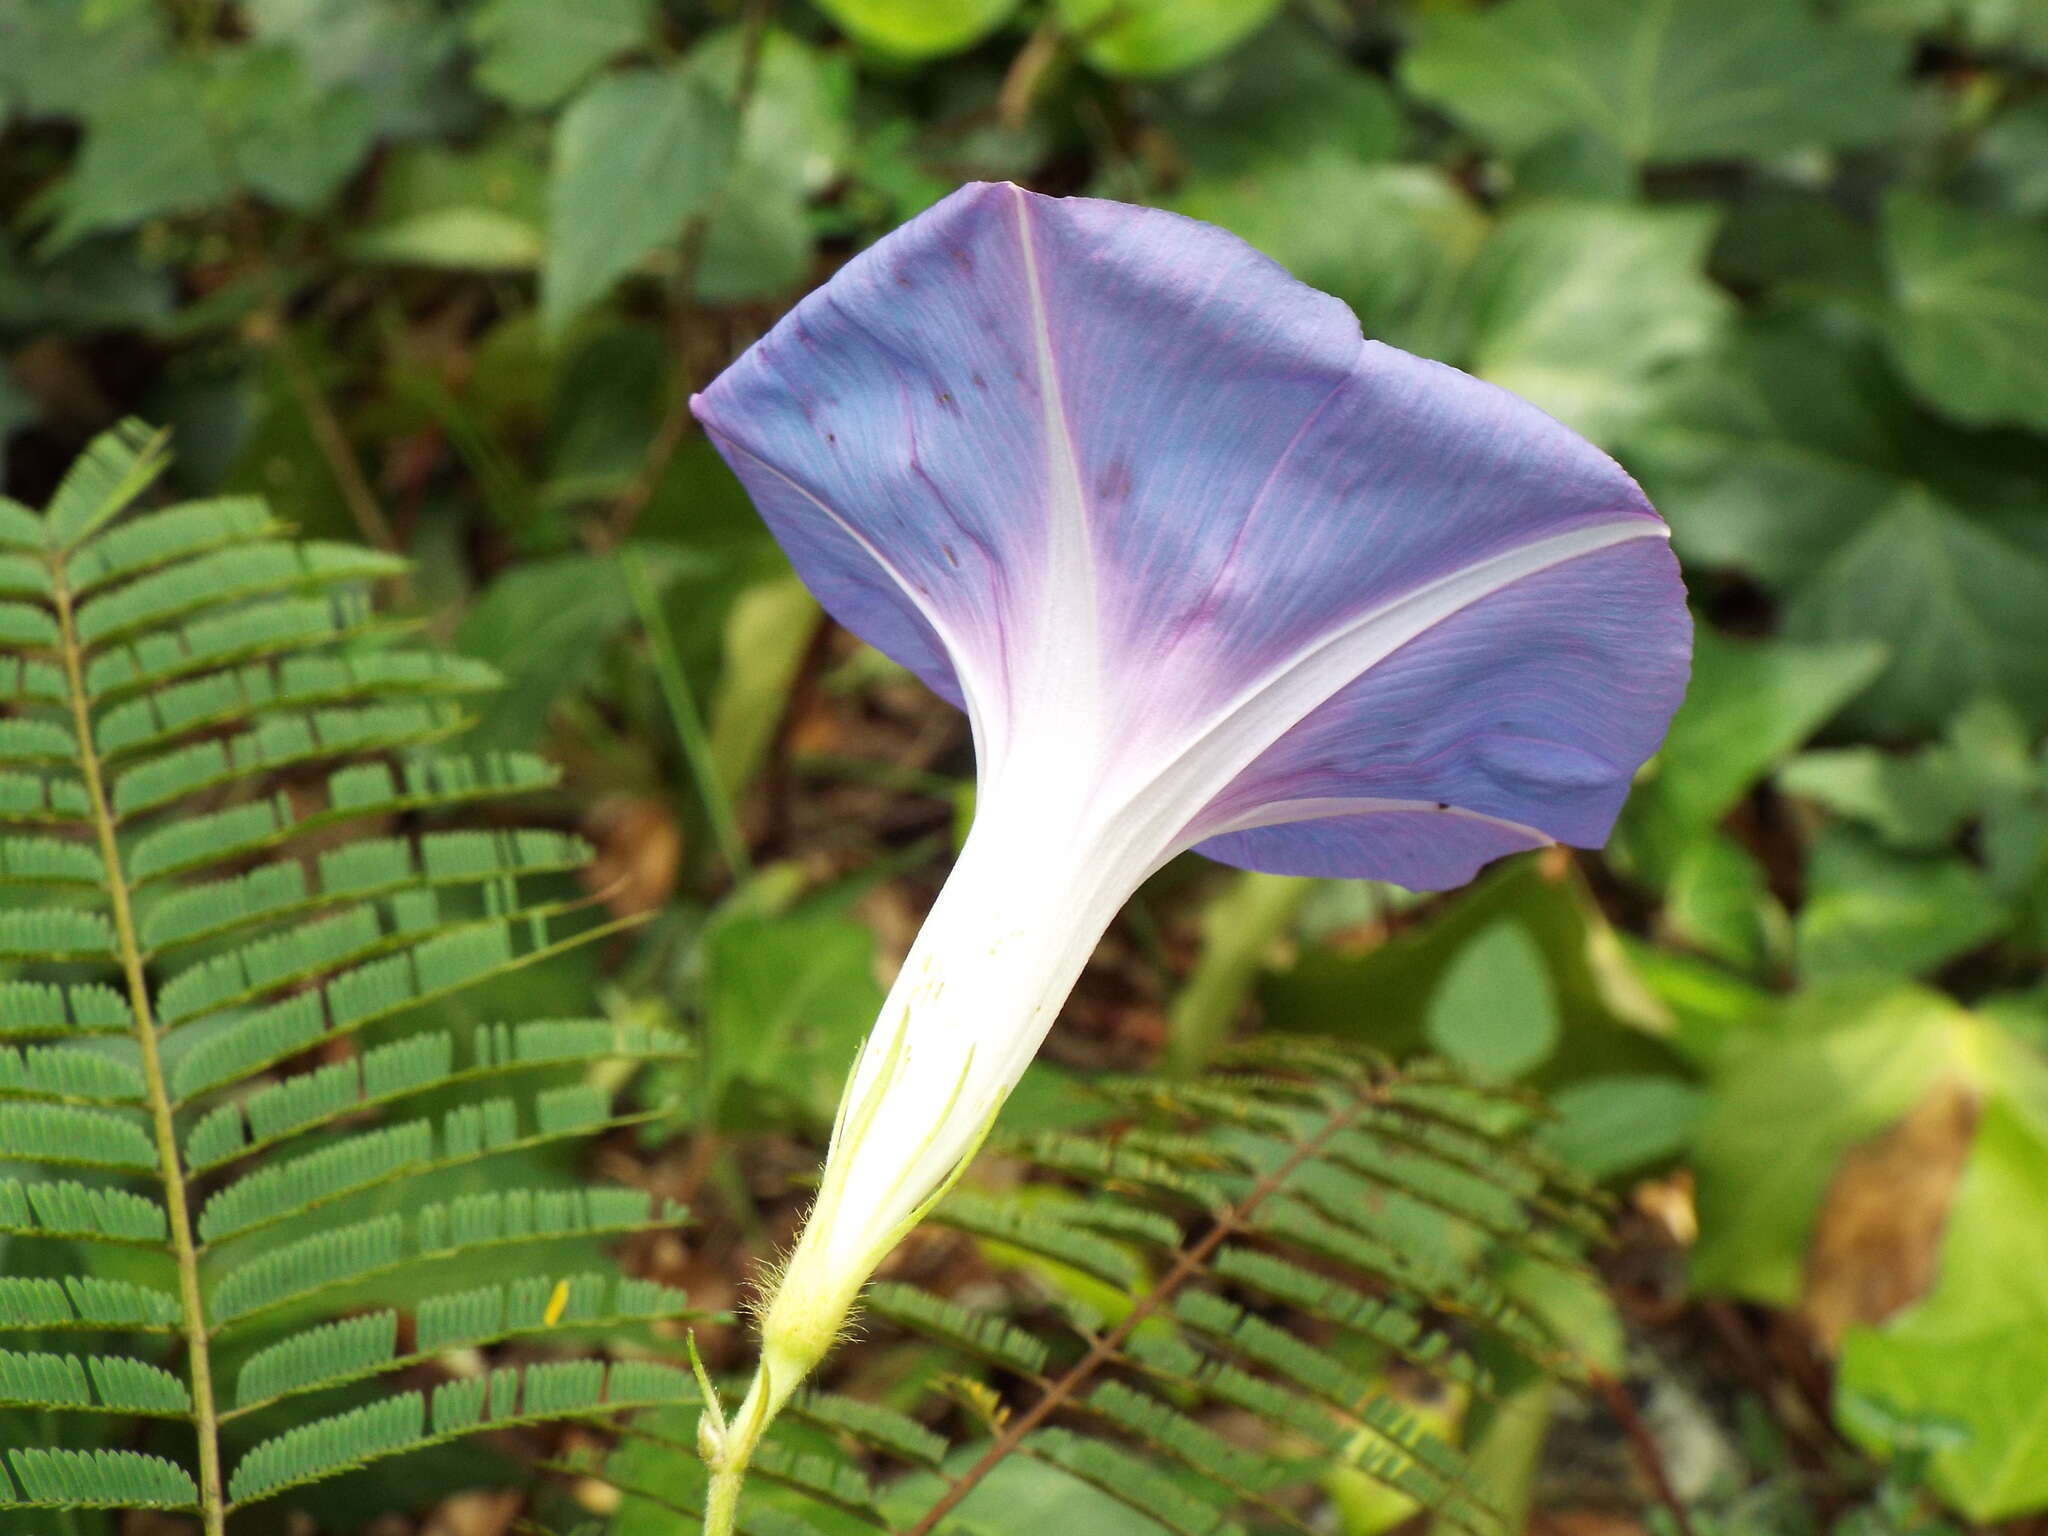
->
{"left": 456, "top": 546, "right": 702, "bottom": 750}
{"left": 48, "top": 47, "right": 372, "bottom": 243}
{"left": 1172, "top": 158, "right": 1486, "bottom": 351}
{"left": 1055, "top": 0, "right": 1282, "bottom": 78}
{"left": 1708, "top": 187, "right": 1887, "bottom": 305}
{"left": 1543, "top": 1074, "right": 1701, "bottom": 1181}
{"left": 1796, "top": 828, "right": 2008, "bottom": 983}
{"left": 1688, "top": 984, "right": 2008, "bottom": 1302}
{"left": 1618, "top": 629, "right": 1888, "bottom": 882}
{"left": 1840, "top": 0, "right": 2048, "bottom": 54}
{"left": 703, "top": 914, "right": 882, "bottom": 1128}
{"left": 1402, "top": 0, "right": 1909, "bottom": 164}
{"left": 204, "top": 46, "right": 375, "bottom": 210}
{"left": 540, "top": 67, "right": 735, "bottom": 337}
{"left": 686, "top": 29, "right": 850, "bottom": 304}
{"left": 0, "top": 0, "right": 169, "bottom": 119}
{"left": 349, "top": 136, "right": 546, "bottom": 271}
{"left": 1424, "top": 921, "right": 1559, "bottom": 1082}
{"left": 0, "top": 236, "right": 176, "bottom": 335}
{"left": 47, "top": 60, "right": 231, "bottom": 243}
{"left": 1265, "top": 859, "right": 1683, "bottom": 1079}
{"left": 351, "top": 207, "right": 543, "bottom": 270}
{"left": 1627, "top": 316, "right": 2048, "bottom": 733}
{"left": 1968, "top": 98, "right": 2048, "bottom": 217}
{"left": 468, "top": 0, "right": 649, "bottom": 108}
{"left": 1838, "top": 1097, "right": 2048, "bottom": 1518}
{"left": 1460, "top": 200, "right": 1728, "bottom": 443}
{"left": 807, "top": 0, "right": 1020, "bottom": 58}
{"left": 1664, "top": 832, "right": 1780, "bottom": 973}
{"left": 1881, "top": 191, "right": 2048, "bottom": 434}
{"left": 245, "top": 0, "right": 468, "bottom": 139}
{"left": 1154, "top": 20, "right": 1402, "bottom": 177}
{"left": 1779, "top": 744, "right": 1979, "bottom": 852}
{"left": 1785, "top": 484, "right": 2048, "bottom": 735}
{"left": 1626, "top": 317, "right": 1929, "bottom": 586}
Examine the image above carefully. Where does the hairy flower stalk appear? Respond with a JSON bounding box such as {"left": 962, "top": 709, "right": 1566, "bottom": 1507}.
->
{"left": 689, "top": 181, "right": 1691, "bottom": 1526}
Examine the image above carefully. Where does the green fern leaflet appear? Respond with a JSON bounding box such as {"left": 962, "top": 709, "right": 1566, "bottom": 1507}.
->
{"left": 594, "top": 1038, "right": 1609, "bottom": 1536}
{"left": 0, "top": 424, "right": 701, "bottom": 1533}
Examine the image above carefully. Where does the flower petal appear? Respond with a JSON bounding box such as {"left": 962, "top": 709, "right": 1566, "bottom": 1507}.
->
{"left": 1189, "top": 534, "right": 1690, "bottom": 886}
{"left": 695, "top": 181, "right": 1691, "bottom": 887}
{"left": 690, "top": 181, "right": 1363, "bottom": 758}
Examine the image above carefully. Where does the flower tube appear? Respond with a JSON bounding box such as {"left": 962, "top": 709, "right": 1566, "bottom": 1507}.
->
{"left": 688, "top": 181, "right": 1690, "bottom": 1521}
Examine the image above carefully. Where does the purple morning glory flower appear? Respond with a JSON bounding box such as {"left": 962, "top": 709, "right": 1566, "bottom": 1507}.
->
{"left": 686, "top": 182, "right": 1689, "bottom": 1513}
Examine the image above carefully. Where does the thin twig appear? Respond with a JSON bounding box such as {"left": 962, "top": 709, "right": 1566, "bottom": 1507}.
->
{"left": 997, "top": 18, "right": 1063, "bottom": 129}
{"left": 1590, "top": 1369, "right": 1699, "bottom": 1536}
{"left": 902, "top": 1088, "right": 1376, "bottom": 1536}
{"left": 271, "top": 323, "right": 402, "bottom": 557}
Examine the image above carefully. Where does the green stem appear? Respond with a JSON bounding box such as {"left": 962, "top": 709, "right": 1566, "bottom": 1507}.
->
{"left": 622, "top": 546, "right": 753, "bottom": 882}
{"left": 700, "top": 1352, "right": 797, "bottom": 1536}
{"left": 49, "top": 557, "right": 227, "bottom": 1536}
{"left": 1163, "top": 872, "right": 1310, "bottom": 1076}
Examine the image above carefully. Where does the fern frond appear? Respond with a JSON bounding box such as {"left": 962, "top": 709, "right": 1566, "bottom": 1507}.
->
{"left": 0, "top": 600, "right": 59, "bottom": 647}
{"left": 208, "top": 1189, "right": 689, "bottom": 1330}
{"left": 0, "top": 1348, "right": 193, "bottom": 1415}
{"left": 124, "top": 752, "right": 558, "bottom": 883}
{"left": 0, "top": 980, "right": 132, "bottom": 1037}
{"left": 227, "top": 1359, "right": 699, "bottom": 1508}
{"left": 0, "top": 1041, "right": 144, "bottom": 1101}
{"left": 0, "top": 715, "right": 80, "bottom": 764}
{"left": 0, "top": 767, "right": 90, "bottom": 822}
{"left": 110, "top": 700, "right": 470, "bottom": 816}
{"left": 0, "top": 1101, "right": 155, "bottom": 1168}
{"left": 170, "top": 907, "right": 634, "bottom": 1100}
{"left": 2, "top": 425, "right": 683, "bottom": 1534}
{"left": 862, "top": 1284, "right": 1050, "bottom": 1377}
{"left": 0, "top": 1275, "right": 183, "bottom": 1331}
{"left": 1209, "top": 1247, "right": 1489, "bottom": 1393}
{"left": 0, "top": 832, "right": 105, "bottom": 887}
{"left": 1, "top": 1447, "right": 196, "bottom": 1510}
{"left": 72, "top": 541, "right": 406, "bottom": 648}
{"left": 84, "top": 592, "right": 391, "bottom": 701}
{"left": 3, "top": 656, "right": 68, "bottom": 702}
{"left": 191, "top": 1089, "right": 664, "bottom": 1250}
{"left": 665, "top": 1041, "right": 1601, "bottom": 1536}
{"left": 138, "top": 827, "right": 590, "bottom": 953}
{"left": 788, "top": 1392, "right": 948, "bottom": 1469}
{"left": 0, "top": 906, "right": 114, "bottom": 960}
{"left": 934, "top": 1191, "right": 1142, "bottom": 1288}
{"left": 39, "top": 419, "right": 169, "bottom": 549}
{"left": 183, "top": 1019, "right": 684, "bottom": 1172}
{"left": 96, "top": 648, "right": 498, "bottom": 761}
{"left": 0, "top": 1175, "right": 166, "bottom": 1243}
{"left": 64, "top": 495, "right": 279, "bottom": 593}
{"left": 1024, "top": 1428, "right": 1245, "bottom": 1536}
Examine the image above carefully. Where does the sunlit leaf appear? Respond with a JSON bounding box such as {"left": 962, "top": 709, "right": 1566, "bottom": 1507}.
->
{"left": 1881, "top": 191, "right": 2048, "bottom": 434}
{"left": 540, "top": 66, "right": 735, "bottom": 336}
{"left": 1403, "top": 0, "right": 1909, "bottom": 164}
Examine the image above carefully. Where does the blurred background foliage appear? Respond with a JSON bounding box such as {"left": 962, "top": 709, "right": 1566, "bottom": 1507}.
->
{"left": 2, "top": 0, "right": 2047, "bottom": 1531}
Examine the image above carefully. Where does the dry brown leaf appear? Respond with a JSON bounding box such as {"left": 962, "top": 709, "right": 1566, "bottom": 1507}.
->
{"left": 1802, "top": 1078, "right": 1978, "bottom": 1350}
{"left": 584, "top": 795, "right": 682, "bottom": 919}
